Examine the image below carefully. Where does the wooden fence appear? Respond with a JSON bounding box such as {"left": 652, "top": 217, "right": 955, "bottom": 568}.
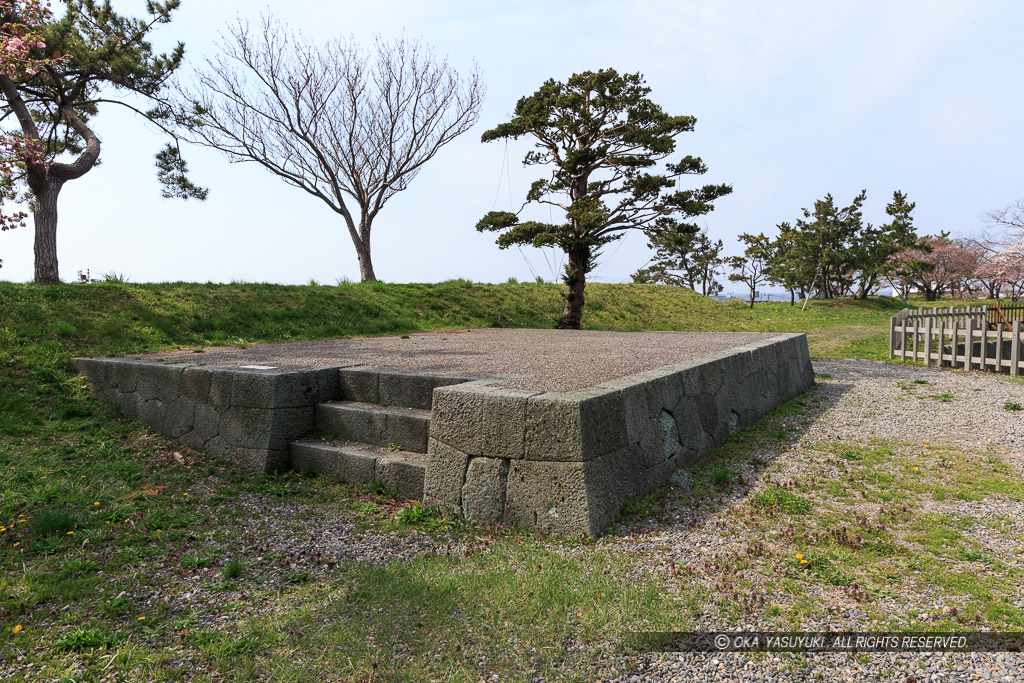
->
{"left": 889, "top": 305, "right": 1023, "bottom": 376}
{"left": 989, "top": 301, "right": 1024, "bottom": 326}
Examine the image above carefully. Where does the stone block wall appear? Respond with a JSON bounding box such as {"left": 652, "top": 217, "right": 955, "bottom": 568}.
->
{"left": 74, "top": 358, "right": 344, "bottom": 472}
{"left": 422, "top": 333, "right": 814, "bottom": 536}
{"left": 77, "top": 333, "right": 814, "bottom": 537}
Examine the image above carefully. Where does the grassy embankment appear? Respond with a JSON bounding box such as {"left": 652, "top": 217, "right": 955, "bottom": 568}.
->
{"left": 1, "top": 281, "right": 1018, "bottom": 680}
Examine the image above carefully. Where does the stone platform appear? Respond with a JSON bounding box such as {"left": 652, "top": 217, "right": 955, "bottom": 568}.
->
{"left": 75, "top": 329, "right": 814, "bottom": 536}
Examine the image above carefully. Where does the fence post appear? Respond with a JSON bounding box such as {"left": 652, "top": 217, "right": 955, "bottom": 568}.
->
{"left": 938, "top": 317, "right": 946, "bottom": 366}
{"left": 924, "top": 317, "right": 933, "bottom": 367}
{"left": 901, "top": 313, "right": 909, "bottom": 362}
{"left": 965, "top": 318, "right": 974, "bottom": 372}
{"left": 1013, "top": 320, "right": 1021, "bottom": 377}
{"left": 980, "top": 316, "right": 989, "bottom": 371}
{"left": 890, "top": 310, "right": 904, "bottom": 358}
{"left": 997, "top": 322, "right": 1005, "bottom": 373}
{"left": 946, "top": 321, "right": 954, "bottom": 368}
{"left": 913, "top": 315, "right": 920, "bottom": 361}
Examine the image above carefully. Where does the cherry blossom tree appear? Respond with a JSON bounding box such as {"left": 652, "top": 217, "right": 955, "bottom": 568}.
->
{"left": 1, "top": 0, "right": 204, "bottom": 283}
{"left": 986, "top": 200, "right": 1024, "bottom": 239}
{"left": 0, "top": 0, "right": 50, "bottom": 268}
{"left": 889, "top": 235, "right": 979, "bottom": 301}
{"left": 977, "top": 241, "right": 1024, "bottom": 301}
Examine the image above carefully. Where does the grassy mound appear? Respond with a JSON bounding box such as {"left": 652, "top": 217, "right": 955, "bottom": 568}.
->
{"left": 0, "top": 280, "right": 912, "bottom": 436}
{"left": 0, "top": 280, "right": 759, "bottom": 433}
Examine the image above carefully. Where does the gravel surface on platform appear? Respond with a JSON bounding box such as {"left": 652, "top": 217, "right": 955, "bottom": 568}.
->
{"left": 599, "top": 359, "right": 1024, "bottom": 682}
{"left": 134, "top": 328, "right": 776, "bottom": 392}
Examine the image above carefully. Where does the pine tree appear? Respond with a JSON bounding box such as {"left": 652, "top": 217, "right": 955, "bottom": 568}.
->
{"left": 633, "top": 225, "right": 724, "bottom": 296}
{"left": 477, "top": 69, "right": 731, "bottom": 328}
{"left": 0, "top": 0, "right": 205, "bottom": 283}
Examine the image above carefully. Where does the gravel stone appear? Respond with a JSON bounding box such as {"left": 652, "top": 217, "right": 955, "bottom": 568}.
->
{"left": 596, "top": 359, "right": 1024, "bottom": 682}
{"left": 133, "top": 329, "right": 776, "bottom": 393}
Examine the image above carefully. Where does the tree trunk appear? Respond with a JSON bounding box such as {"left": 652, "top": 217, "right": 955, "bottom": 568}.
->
{"left": 748, "top": 283, "right": 755, "bottom": 308}
{"left": 789, "top": 289, "right": 795, "bottom": 306}
{"left": 32, "top": 179, "right": 64, "bottom": 284}
{"left": 355, "top": 219, "right": 378, "bottom": 282}
{"left": 356, "top": 245, "right": 377, "bottom": 282}
{"left": 559, "top": 248, "right": 587, "bottom": 329}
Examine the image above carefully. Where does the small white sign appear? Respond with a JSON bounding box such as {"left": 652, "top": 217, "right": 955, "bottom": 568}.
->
{"left": 238, "top": 365, "right": 276, "bottom": 370}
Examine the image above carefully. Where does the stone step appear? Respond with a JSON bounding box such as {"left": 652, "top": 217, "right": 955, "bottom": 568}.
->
{"left": 289, "top": 438, "right": 426, "bottom": 499}
{"left": 315, "top": 401, "right": 430, "bottom": 454}
{"left": 338, "top": 368, "right": 477, "bottom": 409}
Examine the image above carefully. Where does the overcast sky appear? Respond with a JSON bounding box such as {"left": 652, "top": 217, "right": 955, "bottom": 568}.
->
{"left": 2, "top": 0, "right": 1022, "bottom": 289}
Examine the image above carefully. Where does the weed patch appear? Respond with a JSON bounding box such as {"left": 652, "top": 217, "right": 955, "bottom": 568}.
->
{"left": 751, "top": 487, "right": 813, "bottom": 514}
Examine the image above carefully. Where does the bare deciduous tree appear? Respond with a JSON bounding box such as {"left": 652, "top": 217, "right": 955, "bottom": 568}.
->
{"left": 986, "top": 199, "right": 1024, "bottom": 238}
{"left": 181, "top": 18, "right": 484, "bottom": 281}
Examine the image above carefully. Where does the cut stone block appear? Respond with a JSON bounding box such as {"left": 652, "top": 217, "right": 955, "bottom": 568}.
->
{"left": 289, "top": 439, "right": 378, "bottom": 484}
{"left": 462, "top": 457, "right": 509, "bottom": 524}
{"left": 376, "top": 454, "right": 426, "bottom": 499}
{"left": 339, "top": 368, "right": 379, "bottom": 404}
{"left": 316, "top": 402, "right": 430, "bottom": 453}
{"left": 379, "top": 371, "right": 435, "bottom": 409}
{"left": 422, "top": 438, "right": 470, "bottom": 511}
{"left": 429, "top": 382, "right": 491, "bottom": 456}
{"left": 505, "top": 459, "right": 591, "bottom": 535}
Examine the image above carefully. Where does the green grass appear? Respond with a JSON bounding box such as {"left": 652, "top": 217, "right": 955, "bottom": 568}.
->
{"left": 722, "top": 295, "right": 907, "bottom": 360}
{"left": 1, "top": 282, "right": 1018, "bottom": 679}
{"left": 221, "top": 559, "right": 243, "bottom": 580}
{"left": 750, "top": 486, "right": 814, "bottom": 514}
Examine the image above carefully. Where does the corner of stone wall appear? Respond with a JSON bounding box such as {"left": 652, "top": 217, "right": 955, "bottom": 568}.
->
{"left": 424, "top": 380, "right": 541, "bottom": 527}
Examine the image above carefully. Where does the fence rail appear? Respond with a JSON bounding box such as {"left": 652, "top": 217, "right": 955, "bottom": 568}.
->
{"left": 889, "top": 305, "right": 1023, "bottom": 376}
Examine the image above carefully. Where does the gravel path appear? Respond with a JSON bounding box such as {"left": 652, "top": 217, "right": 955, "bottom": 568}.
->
{"left": 801, "top": 359, "right": 1023, "bottom": 453}
{"left": 601, "top": 359, "right": 1024, "bottom": 682}
{"left": 136, "top": 328, "right": 775, "bottom": 392}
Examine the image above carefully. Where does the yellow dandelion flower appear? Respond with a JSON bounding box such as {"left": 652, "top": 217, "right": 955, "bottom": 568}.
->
{"left": 138, "top": 616, "right": 146, "bottom": 621}
{"left": 13, "top": 542, "right": 19, "bottom": 547}
{"left": 156, "top": 529, "right": 161, "bottom": 534}
{"left": 800, "top": 559, "right": 809, "bottom": 564}
{"left": 93, "top": 502, "right": 100, "bottom": 506}
{"left": 66, "top": 531, "right": 74, "bottom": 535}
{"left": 182, "top": 493, "right": 188, "bottom": 497}
{"left": 11, "top": 625, "right": 22, "bottom": 634}
{"left": 796, "top": 553, "right": 804, "bottom": 559}
{"left": 914, "top": 467, "right": 919, "bottom": 472}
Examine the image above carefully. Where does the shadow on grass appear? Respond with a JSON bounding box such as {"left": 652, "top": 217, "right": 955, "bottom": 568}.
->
{"left": 608, "top": 368, "right": 857, "bottom": 537}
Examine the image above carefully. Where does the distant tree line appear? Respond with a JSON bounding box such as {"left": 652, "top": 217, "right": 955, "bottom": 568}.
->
{"left": 635, "top": 190, "right": 1024, "bottom": 307}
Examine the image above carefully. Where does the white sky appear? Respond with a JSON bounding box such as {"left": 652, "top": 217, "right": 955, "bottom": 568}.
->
{"left": 2, "top": 0, "right": 1022, "bottom": 288}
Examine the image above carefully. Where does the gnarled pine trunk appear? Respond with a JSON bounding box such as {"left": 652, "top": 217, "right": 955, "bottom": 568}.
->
{"left": 559, "top": 248, "right": 587, "bottom": 329}
{"left": 30, "top": 179, "right": 64, "bottom": 284}
{"left": 0, "top": 72, "right": 102, "bottom": 285}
